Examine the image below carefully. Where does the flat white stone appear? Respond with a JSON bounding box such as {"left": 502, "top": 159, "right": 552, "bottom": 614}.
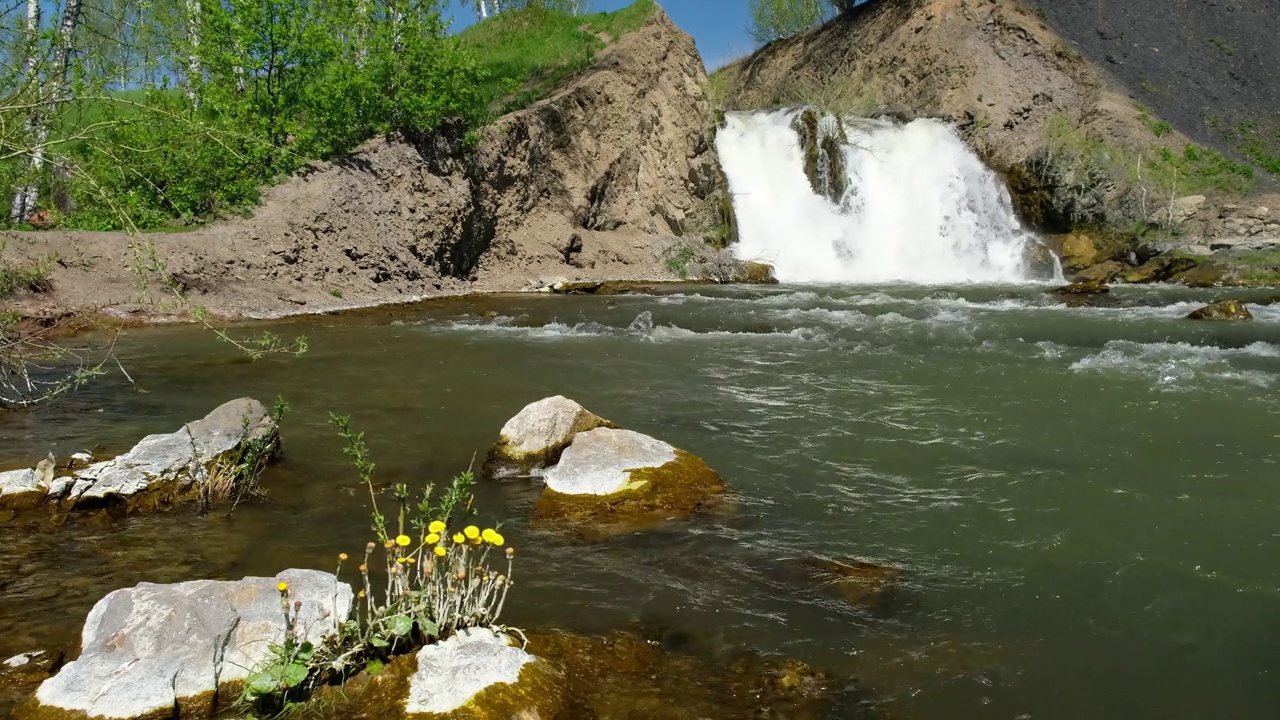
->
{"left": 543, "top": 428, "right": 677, "bottom": 496}
{"left": 405, "top": 627, "right": 534, "bottom": 715}
{"left": 3, "top": 650, "right": 43, "bottom": 668}
{"left": 35, "top": 569, "right": 351, "bottom": 720}
{"left": 0, "top": 468, "right": 42, "bottom": 502}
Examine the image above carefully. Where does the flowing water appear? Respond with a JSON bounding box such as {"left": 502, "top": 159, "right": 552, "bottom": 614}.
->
{"left": 3, "top": 285, "right": 1279, "bottom": 719}
{"left": 716, "top": 112, "right": 1040, "bottom": 284}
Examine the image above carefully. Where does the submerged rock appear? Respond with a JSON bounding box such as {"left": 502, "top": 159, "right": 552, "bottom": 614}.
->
{"left": 533, "top": 427, "right": 726, "bottom": 532}
{"left": 17, "top": 569, "right": 350, "bottom": 720}
{"left": 485, "top": 396, "right": 617, "bottom": 478}
{"left": 0, "top": 398, "right": 277, "bottom": 514}
{"left": 772, "top": 556, "right": 904, "bottom": 613}
{"left": 1186, "top": 299, "right": 1253, "bottom": 320}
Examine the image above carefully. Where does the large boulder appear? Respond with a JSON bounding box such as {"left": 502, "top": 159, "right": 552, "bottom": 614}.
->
{"left": 17, "top": 569, "right": 351, "bottom": 720}
{"left": 1186, "top": 299, "right": 1253, "bottom": 320}
{"left": 533, "top": 427, "right": 726, "bottom": 532}
{"left": 0, "top": 398, "right": 278, "bottom": 513}
{"left": 485, "top": 396, "right": 616, "bottom": 478}
{"left": 1120, "top": 253, "right": 1201, "bottom": 284}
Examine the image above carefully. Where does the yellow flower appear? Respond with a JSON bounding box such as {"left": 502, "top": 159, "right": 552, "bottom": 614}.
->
{"left": 481, "top": 528, "right": 497, "bottom": 543}
{"left": 425, "top": 533, "right": 440, "bottom": 544}
{"left": 383, "top": 540, "right": 394, "bottom": 549}
{"left": 452, "top": 532, "right": 465, "bottom": 544}
{"left": 338, "top": 553, "right": 349, "bottom": 562}
{"left": 407, "top": 556, "right": 417, "bottom": 564}
{"left": 276, "top": 581, "right": 289, "bottom": 593}
{"left": 358, "top": 564, "right": 368, "bottom": 573}
{"left": 464, "top": 525, "right": 480, "bottom": 540}
{"left": 358, "top": 589, "right": 366, "bottom": 598}
{"left": 434, "top": 546, "right": 447, "bottom": 557}
{"left": 395, "top": 534, "right": 412, "bottom": 547}
{"left": 490, "top": 533, "right": 505, "bottom": 547}
{"left": 428, "top": 520, "right": 446, "bottom": 534}
{"left": 397, "top": 557, "right": 407, "bottom": 564}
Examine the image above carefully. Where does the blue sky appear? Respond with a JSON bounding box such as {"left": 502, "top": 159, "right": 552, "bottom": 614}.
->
{"left": 440, "top": 1, "right": 758, "bottom": 70}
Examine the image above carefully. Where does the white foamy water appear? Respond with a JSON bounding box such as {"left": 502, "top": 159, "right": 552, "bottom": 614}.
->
{"left": 716, "top": 111, "right": 1045, "bottom": 284}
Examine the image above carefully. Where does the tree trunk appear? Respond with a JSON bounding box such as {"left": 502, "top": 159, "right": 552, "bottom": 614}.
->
{"left": 9, "top": 0, "right": 42, "bottom": 222}
{"left": 477, "top": 0, "right": 488, "bottom": 21}
{"left": 185, "top": 0, "right": 202, "bottom": 105}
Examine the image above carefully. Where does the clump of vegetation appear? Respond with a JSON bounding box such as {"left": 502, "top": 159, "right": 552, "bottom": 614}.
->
{"left": 1137, "top": 112, "right": 1173, "bottom": 138}
{"left": 202, "top": 396, "right": 289, "bottom": 511}
{"left": 460, "top": 0, "right": 656, "bottom": 117}
{"left": 0, "top": 249, "right": 54, "bottom": 299}
{"left": 236, "top": 414, "right": 518, "bottom": 716}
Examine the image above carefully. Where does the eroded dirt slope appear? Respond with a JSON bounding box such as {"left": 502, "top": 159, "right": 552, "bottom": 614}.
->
{"left": 2, "top": 7, "right": 719, "bottom": 320}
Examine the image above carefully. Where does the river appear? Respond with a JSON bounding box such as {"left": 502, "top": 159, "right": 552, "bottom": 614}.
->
{"left": 2, "top": 284, "right": 1278, "bottom": 718}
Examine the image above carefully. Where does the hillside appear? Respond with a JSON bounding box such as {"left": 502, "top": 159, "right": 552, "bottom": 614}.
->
{"left": 1, "top": 4, "right": 722, "bottom": 320}
{"left": 1033, "top": 0, "right": 1279, "bottom": 176}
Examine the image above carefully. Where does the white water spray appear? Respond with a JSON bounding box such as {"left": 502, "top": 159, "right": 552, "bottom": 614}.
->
{"left": 716, "top": 110, "right": 1043, "bottom": 284}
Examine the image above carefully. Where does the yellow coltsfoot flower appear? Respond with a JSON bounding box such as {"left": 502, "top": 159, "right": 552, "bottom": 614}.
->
{"left": 276, "top": 581, "right": 289, "bottom": 593}
{"left": 452, "top": 532, "right": 465, "bottom": 544}
{"left": 428, "top": 520, "right": 446, "bottom": 534}
{"left": 434, "top": 546, "right": 448, "bottom": 557}
{"left": 464, "top": 525, "right": 480, "bottom": 540}
{"left": 426, "top": 533, "right": 441, "bottom": 544}
{"left": 481, "top": 528, "right": 498, "bottom": 543}
{"left": 338, "top": 553, "right": 349, "bottom": 562}
{"left": 490, "top": 533, "right": 505, "bottom": 547}
{"left": 395, "top": 534, "right": 412, "bottom": 547}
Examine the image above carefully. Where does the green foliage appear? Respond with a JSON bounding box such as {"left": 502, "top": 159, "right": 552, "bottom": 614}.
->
{"left": 663, "top": 243, "right": 696, "bottom": 278}
{"left": 459, "top": 0, "right": 655, "bottom": 116}
{"left": 1137, "top": 112, "right": 1172, "bottom": 138}
{"left": 749, "top": 0, "right": 828, "bottom": 44}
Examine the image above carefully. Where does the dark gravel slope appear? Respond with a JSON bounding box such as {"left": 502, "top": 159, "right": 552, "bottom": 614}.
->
{"left": 1035, "top": 0, "right": 1279, "bottom": 159}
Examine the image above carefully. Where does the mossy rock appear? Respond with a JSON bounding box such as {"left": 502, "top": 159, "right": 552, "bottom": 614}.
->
{"left": 1186, "top": 299, "right": 1253, "bottom": 320}
{"left": 735, "top": 261, "right": 778, "bottom": 284}
{"left": 533, "top": 429, "right": 727, "bottom": 534}
{"left": 1173, "top": 261, "right": 1232, "bottom": 288}
{"left": 1070, "top": 259, "right": 1128, "bottom": 284}
{"left": 1052, "top": 280, "right": 1110, "bottom": 295}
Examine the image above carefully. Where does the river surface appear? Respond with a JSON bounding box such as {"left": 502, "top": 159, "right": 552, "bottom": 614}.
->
{"left": 2, "top": 284, "right": 1279, "bottom": 719}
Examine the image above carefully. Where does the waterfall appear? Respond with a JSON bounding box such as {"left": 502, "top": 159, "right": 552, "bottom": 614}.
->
{"left": 715, "top": 110, "right": 1046, "bottom": 284}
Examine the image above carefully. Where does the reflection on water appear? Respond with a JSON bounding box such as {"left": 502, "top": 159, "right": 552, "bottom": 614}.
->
{"left": 2, "top": 284, "right": 1279, "bottom": 719}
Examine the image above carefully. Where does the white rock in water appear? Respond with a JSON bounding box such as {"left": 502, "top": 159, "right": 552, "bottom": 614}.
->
{"left": 489, "top": 396, "right": 614, "bottom": 475}
{"left": 0, "top": 468, "right": 42, "bottom": 507}
{"left": 32, "top": 569, "right": 351, "bottom": 720}
{"left": 405, "top": 628, "right": 536, "bottom": 715}
{"left": 543, "top": 428, "right": 677, "bottom": 496}
{"left": 3, "top": 650, "right": 44, "bottom": 668}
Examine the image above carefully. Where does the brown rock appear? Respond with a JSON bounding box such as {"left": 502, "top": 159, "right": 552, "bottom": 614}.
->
{"left": 1121, "top": 253, "right": 1201, "bottom": 284}
{"left": 735, "top": 261, "right": 778, "bottom": 284}
{"left": 1070, "top": 259, "right": 1127, "bottom": 284}
{"left": 772, "top": 556, "right": 904, "bottom": 613}
{"left": 1186, "top": 299, "right": 1253, "bottom": 320}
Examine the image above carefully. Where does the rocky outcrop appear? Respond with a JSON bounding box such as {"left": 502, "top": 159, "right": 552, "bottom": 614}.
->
{"left": 485, "top": 395, "right": 616, "bottom": 478}
{"left": 1186, "top": 299, "right": 1253, "bottom": 321}
{"left": 0, "top": 398, "right": 277, "bottom": 513}
{"left": 6, "top": 7, "right": 723, "bottom": 320}
{"left": 533, "top": 427, "right": 726, "bottom": 532}
{"left": 16, "top": 569, "right": 350, "bottom": 720}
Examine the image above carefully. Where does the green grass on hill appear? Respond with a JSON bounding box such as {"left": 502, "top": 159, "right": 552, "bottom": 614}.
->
{"left": 459, "top": 0, "right": 657, "bottom": 117}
